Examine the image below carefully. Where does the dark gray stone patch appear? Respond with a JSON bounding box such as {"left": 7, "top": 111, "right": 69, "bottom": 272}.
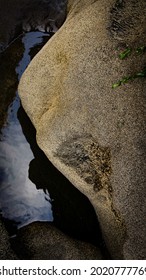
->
{"left": 109, "top": 0, "right": 146, "bottom": 40}
{"left": 55, "top": 136, "right": 112, "bottom": 192}
{"left": 21, "top": 0, "right": 67, "bottom": 32}
{"left": 12, "top": 221, "right": 103, "bottom": 260}
{"left": 55, "top": 135, "right": 125, "bottom": 230}
{"left": 0, "top": 219, "right": 17, "bottom": 259}
{"left": 0, "top": 0, "right": 67, "bottom": 52}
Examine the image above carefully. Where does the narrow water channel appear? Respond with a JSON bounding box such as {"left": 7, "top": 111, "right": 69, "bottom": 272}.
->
{"left": 0, "top": 32, "right": 53, "bottom": 233}
{"left": 0, "top": 31, "right": 102, "bottom": 246}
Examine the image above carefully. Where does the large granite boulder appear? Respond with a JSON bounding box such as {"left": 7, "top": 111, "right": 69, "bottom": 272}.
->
{"left": 18, "top": 0, "right": 146, "bottom": 259}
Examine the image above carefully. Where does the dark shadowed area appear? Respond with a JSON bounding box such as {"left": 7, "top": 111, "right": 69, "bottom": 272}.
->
{"left": 0, "top": 30, "right": 105, "bottom": 258}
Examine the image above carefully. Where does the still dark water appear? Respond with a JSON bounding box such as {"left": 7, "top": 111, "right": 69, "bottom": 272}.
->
{"left": 0, "top": 32, "right": 53, "bottom": 230}
{"left": 0, "top": 31, "right": 102, "bottom": 245}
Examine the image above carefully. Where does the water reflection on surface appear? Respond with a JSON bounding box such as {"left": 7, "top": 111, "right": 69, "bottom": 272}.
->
{"left": 0, "top": 32, "right": 53, "bottom": 232}
{"left": 0, "top": 121, "right": 53, "bottom": 228}
{"left": 18, "top": 106, "right": 102, "bottom": 244}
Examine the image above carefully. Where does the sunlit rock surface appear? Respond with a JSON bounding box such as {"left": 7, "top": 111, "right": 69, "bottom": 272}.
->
{"left": 19, "top": 0, "right": 146, "bottom": 259}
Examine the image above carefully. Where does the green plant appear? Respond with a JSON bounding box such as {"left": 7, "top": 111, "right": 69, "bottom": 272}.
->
{"left": 136, "top": 46, "right": 146, "bottom": 55}
{"left": 119, "top": 48, "right": 132, "bottom": 59}
{"left": 112, "top": 46, "right": 146, "bottom": 89}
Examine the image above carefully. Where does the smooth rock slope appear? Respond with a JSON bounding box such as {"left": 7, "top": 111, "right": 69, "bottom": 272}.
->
{"left": 19, "top": 0, "right": 146, "bottom": 259}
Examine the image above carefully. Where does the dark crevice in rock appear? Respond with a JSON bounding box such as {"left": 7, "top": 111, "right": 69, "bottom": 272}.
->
{"left": 17, "top": 106, "right": 111, "bottom": 259}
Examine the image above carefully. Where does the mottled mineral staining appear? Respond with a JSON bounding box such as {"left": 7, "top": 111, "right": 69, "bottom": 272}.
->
{"left": 56, "top": 136, "right": 111, "bottom": 192}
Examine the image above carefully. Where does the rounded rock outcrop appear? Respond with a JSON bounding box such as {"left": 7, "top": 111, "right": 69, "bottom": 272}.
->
{"left": 18, "top": 0, "right": 146, "bottom": 259}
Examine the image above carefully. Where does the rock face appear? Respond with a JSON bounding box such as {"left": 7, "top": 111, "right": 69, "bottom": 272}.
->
{"left": 0, "top": 0, "right": 67, "bottom": 52}
{"left": 0, "top": 35, "right": 24, "bottom": 129}
{"left": 13, "top": 222, "right": 102, "bottom": 259}
{"left": 0, "top": 219, "right": 102, "bottom": 259}
{"left": 0, "top": 219, "right": 17, "bottom": 259}
{"left": 19, "top": 0, "right": 146, "bottom": 259}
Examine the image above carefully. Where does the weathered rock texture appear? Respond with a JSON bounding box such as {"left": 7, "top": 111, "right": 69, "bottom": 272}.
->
{"left": 19, "top": 0, "right": 146, "bottom": 259}
{"left": 0, "top": 219, "right": 102, "bottom": 259}
{"left": 0, "top": 35, "right": 24, "bottom": 129}
{"left": 0, "top": 219, "right": 17, "bottom": 259}
{"left": 0, "top": 0, "right": 67, "bottom": 52}
{"left": 13, "top": 222, "right": 102, "bottom": 259}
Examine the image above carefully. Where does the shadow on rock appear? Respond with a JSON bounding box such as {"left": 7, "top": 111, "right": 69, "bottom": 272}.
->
{"left": 0, "top": 0, "right": 67, "bottom": 52}
{"left": 11, "top": 221, "right": 103, "bottom": 260}
{"left": 0, "top": 36, "right": 24, "bottom": 129}
{"left": 16, "top": 106, "right": 110, "bottom": 258}
{"left": 17, "top": 106, "right": 102, "bottom": 243}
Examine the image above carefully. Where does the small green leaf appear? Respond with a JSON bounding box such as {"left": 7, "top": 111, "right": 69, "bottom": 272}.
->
{"left": 121, "top": 76, "right": 133, "bottom": 84}
{"left": 121, "top": 76, "right": 131, "bottom": 84}
{"left": 119, "top": 48, "right": 132, "bottom": 59}
{"left": 135, "top": 72, "right": 146, "bottom": 77}
{"left": 134, "top": 67, "right": 146, "bottom": 78}
{"left": 112, "top": 76, "right": 132, "bottom": 89}
{"left": 135, "top": 72, "right": 145, "bottom": 77}
{"left": 112, "top": 81, "right": 121, "bottom": 89}
{"left": 136, "top": 46, "right": 146, "bottom": 55}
